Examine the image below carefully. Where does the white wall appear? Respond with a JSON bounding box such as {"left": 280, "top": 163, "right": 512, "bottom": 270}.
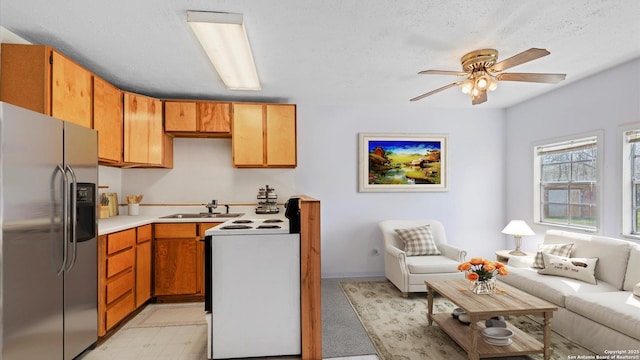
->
{"left": 296, "top": 104, "right": 506, "bottom": 277}
{"left": 504, "top": 57, "right": 640, "bottom": 251}
{"left": 120, "top": 137, "right": 297, "bottom": 205}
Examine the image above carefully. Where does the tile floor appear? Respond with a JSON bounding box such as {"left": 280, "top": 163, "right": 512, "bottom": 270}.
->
{"left": 79, "top": 302, "right": 379, "bottom": 360}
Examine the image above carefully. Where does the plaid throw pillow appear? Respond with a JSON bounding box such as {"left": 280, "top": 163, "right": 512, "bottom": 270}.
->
{"left": 532, "top": 243, "right": 574, "bottom": 268}
{"left": 394, "top": 225, "right": 441, "bottom": 256}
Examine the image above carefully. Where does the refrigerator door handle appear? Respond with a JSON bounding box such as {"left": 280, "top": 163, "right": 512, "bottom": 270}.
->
{"left": 64, "top": 165, "right": 79, "bottom": 272}
{"left": 52, "top": 164, "right": 68, "bottom": 276}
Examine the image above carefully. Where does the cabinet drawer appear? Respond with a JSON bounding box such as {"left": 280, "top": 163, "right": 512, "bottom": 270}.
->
{"left": 106, "top": 248, "right": 135, "bottom": 278}
{"left": 106, "top": 270, "right": 134, "bottom": 305}
{"left": 107, "top": 229, "right": 136, "bottom": 254}
{"left": 137, "top": 224, "right": 152, "bottom": 243}
{"left": 105, "top": 292, "right": 135, "bottom": 330}
{"left": 154, "top": 223, "right": 196, "bottom": 238}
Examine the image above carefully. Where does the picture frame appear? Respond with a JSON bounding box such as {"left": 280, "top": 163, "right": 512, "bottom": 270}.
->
{"left": 358, "top": 133, "right": 448, "bottom": 192}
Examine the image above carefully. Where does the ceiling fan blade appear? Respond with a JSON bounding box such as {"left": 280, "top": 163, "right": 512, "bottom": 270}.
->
{"left": 497, "top": 72, "right": 566, "bottom": 84}
{"left": 491, "top": 48, "right": 550, "bottom": 72}
{"left": 418, "top": 70, "right": 467, "bottom": 76}
{"left": 472, "top": 89, "right": 487, "bottom": 105}
{"left": 410, "top": 82, "right": 460, "bottom": 102}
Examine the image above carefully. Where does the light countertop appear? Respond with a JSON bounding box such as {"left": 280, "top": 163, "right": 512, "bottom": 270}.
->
{"left": 98, "top": 205, "right": 287, "bottom": 235}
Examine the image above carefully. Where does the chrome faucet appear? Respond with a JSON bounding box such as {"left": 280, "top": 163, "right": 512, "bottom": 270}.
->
{"left": 224, "top": 204, "right": 230, "bottom": 214}
{"left": 205, "top": 199, "right": 218, "bottom": 213}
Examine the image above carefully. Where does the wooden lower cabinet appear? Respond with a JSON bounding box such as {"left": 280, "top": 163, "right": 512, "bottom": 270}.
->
{"left": 153, "top": 223, "right": 199, "bottom": 298}
{"left": 98, "top": 228, "right": 136, "bottom": 336}
{"left": 153, "top": 222, "right": 220, "bottom": 299}
{"left": 136, "top": 224, "right": 152, "bottom": 307}
{"left": 98, "top": 225, "right": 153, "bottom": 337}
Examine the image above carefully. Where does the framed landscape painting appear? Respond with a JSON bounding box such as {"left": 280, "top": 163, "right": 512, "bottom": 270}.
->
{"left": 358, "top": 133, "right": 448, "bottom": 192}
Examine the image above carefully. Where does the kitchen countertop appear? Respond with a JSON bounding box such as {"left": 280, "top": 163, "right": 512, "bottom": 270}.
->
{"left": 98, "top": 206, "right": 287, "bottom": 235}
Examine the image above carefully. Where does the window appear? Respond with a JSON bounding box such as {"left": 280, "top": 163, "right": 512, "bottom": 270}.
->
{"left": 622, "top": 128, "right": 640, "bottom": 237}
{"left": 533, "top": 135, "right": 599, "bottom": 230}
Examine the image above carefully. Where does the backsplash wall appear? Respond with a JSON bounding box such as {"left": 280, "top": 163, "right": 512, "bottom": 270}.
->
{"left": 119, "top": 138, "right": 297, "bottom": 206}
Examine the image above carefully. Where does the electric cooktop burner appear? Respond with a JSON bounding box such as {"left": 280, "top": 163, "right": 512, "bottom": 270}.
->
{"left": 256, "top": 225, "right": 282, "bottom": 229}
{"left": 262, "top": 219, "right": 284, "bottom": 223}
{"left": 220, "top": 225, "right": 253, "bottom": 230}
{"left": 232, "top": 220, "right": 254, "bottom": 224}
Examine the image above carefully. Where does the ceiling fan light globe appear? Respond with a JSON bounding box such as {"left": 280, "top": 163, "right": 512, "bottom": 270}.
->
{"left": 476, "top": 77, "right": 489, "bottom": 90}
{"left": 488, "top": 79, "right": 498, "bottom": 91}
{"left": 472, "top": 87, "right": 479, "bottom": 96}
{"left": 461, "top": 79, "right": 473, "bottom": 94}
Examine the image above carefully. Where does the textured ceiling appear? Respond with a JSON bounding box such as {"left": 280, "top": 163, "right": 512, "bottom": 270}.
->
{"left": 1, "top": 0, "right": 639, "bottom": 108}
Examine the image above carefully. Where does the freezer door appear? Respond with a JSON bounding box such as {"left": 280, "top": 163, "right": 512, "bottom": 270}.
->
{"left": 1, "top": 103, "right": 65, "bottom": 360}
{"left": 63, "top": 121, "right": 98, "bottom": 359}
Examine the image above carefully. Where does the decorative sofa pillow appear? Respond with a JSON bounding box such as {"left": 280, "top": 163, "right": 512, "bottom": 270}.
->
{"left": 532, "top": 243, "right": 574, "bottom": 268}
{"left": 538, "top": 253, "right": 598, "bottom": 285}
{"left": 394, "top": 225, "right": 441, "bottom": 256}
{"left": 635, "top": 282, "right": 640, "bottom": 298}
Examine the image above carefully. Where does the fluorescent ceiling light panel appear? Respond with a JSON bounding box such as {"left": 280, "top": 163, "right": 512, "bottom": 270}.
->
{"left": 188, "top": 11, "right": 261, "bottom": 90}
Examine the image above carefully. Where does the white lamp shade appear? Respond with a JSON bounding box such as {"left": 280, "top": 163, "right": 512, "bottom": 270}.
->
{"left": 501, "top": 220, "right": 535, "bottom": 236}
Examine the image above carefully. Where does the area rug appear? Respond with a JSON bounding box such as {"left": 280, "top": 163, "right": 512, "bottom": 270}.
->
{"left": 127, "top": 302, "right": 206, "bottom": 328}
{"left": 340, "top": 281, "right": 594, "bottom": 360}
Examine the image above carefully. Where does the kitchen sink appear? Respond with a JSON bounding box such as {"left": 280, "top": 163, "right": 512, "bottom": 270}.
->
{"left": 160, "top": 213, "right": 244, "bottom": 219}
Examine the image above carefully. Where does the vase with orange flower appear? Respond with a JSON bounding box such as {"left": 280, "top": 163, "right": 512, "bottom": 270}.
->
{"left": 457, "top": 257, "right": 508, "bottom": 294}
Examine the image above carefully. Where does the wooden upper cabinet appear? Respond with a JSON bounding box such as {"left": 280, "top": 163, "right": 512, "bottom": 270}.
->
{"left": 164, "top": 101, "right": 197, "bottom": 132}
{"left": 199, "top": 102, "right": 231, "bottom": 134}
{"left": 93, "top": 76, "right": 123, "bottom": 164}
{"left": 232, "top": 103, "right": 297, "bottom": 168}
{"left": 51, "top": 51, "right": 92, "bottom": 128}
{"left": 124, "top": 92, "right": 173, "bottom": 168}
{"left": 164, "top": 100, "right": 231, "bottom": 137}
{"left": 0, "top": 44, "right": 92, "bottom": 128}
{"left": 266, "top": 104, "right": 297, "bottom": 166}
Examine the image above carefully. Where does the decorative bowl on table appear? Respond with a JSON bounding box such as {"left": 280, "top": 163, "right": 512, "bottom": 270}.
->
{"left": 451, "top": 308, "right": 465, "bottom": 319}
{"left": 481, "top": 327, "right": 514, "bottom": 346}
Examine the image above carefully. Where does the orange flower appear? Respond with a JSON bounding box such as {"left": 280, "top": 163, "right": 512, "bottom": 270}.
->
{"left": 469, "top": 257, "right": 485, "bottom": 265}
{"left": 467, "top": 272, "right": 479, "bottom": 281}
{"left": 457, "top": 262, "right": 472, "bottom": 271}
{"left": 495, "top": 262, "right": 505, "bottom": 269}
{"left": 483, "top": 264, "right": 496, "bottom": 272}
{"left": 497, "top": 267, "right": 509, "bottom": 276}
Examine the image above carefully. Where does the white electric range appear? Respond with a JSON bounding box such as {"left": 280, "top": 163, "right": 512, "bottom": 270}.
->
{"left": 204, "top": 216, "right": 300, "bottom": 359}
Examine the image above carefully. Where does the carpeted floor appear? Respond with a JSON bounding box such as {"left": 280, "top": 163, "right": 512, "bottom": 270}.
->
{"left": 340, "top": 280, "right": 595, "bottom": 360}
{"left": 322, "top": 278, "right": 379, "bottom": 358}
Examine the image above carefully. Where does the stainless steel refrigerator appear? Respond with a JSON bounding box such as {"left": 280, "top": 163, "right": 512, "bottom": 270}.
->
{"left": 0, "top": 102, "right": 98, "bottom": 360}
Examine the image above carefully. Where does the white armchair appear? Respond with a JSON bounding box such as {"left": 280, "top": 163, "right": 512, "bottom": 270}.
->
{"left": 379, "top": 219, "right": 467, "bottom": 296}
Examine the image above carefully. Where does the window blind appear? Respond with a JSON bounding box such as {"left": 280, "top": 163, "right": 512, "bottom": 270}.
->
{"left": 536, "top": 136, "right": 597, "bottom": 155}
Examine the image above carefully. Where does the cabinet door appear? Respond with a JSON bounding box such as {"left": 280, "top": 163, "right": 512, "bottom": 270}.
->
{"left": 135, "top": 240, "right": 152, "bottom": 307}
{"left": 51, "top": 51, "right": 92, "bottom": 128}
{"left": 124, "top": 92, "right": 167, "bottom": 166}
{"left": 232, "top": 103, "right": 264, "bottom": 166}
{"left": 266, "top": 104, "right": 297, "bottom": 166}
{"left": 199, "top": 102, "right": 231, "bottom": 133}
{"left": 124, "top": 92, "right": 150, "bottom": 163}
{"left": 154, "top": 238, "right": 198, "bottom": 296}
{"left": 93, "top": 76, "right": 123, "bottom": 163}
{"left": 165, "top": 101, "right": 197, "bottom": 132}
{"left": 147, "top": 97, "right": 164, "bottom": 165}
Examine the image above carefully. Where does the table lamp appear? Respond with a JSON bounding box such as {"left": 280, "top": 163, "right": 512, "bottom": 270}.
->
{"left": 501, "top": 220, "right": 535, "bottom": 256}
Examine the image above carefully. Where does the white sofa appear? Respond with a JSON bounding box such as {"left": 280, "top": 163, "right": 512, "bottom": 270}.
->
{"left": 379, "top": 219, "right": 467, "bottom": 296}
{"left": 501, "top": 230, "right": 640, "bottom": 354}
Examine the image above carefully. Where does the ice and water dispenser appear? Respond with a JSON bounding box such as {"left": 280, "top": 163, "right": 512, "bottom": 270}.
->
{"left": 75, "top": 183, "right": 96, "bottom": 242}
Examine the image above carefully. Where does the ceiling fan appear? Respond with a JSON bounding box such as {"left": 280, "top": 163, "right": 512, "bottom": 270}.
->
{"left": 410, "top": 48, "right": 566, "bottom": 105}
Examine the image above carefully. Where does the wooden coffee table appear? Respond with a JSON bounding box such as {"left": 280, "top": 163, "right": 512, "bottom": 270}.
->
{"left": 425, "top": 279, "right": 557, "bottom": 360}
